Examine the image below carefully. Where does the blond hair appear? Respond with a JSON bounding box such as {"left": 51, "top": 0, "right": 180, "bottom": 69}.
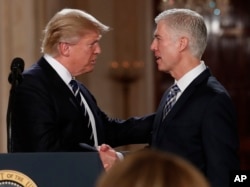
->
{"left": 96, "top": 149, "right": 210, "bottom": 187}
{"left": 41, "top": 8, "right": 110, "bottom": 56}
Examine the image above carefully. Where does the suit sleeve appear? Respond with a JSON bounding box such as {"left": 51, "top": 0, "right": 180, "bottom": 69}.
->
{"left": 79, "top": 83, "right": 155, "bottom": 148}
{"left": 100, "top": 112, "right": 155, "bottom": 148}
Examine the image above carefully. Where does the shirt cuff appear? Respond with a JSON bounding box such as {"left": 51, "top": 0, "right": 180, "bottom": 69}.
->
{"left": 116, "top": 152, "right": 124, "bottom": 160}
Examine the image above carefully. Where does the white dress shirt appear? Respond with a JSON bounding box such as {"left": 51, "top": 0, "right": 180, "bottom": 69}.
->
{"left": 175, "top": 61, "right": 207, "bottom": 101}
{"left": 44, "top": 54, "right": 98, "bottom": 147}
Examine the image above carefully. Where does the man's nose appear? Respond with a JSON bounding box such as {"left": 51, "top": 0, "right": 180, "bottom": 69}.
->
{"left": 95, "top": 43, "right": 101, "bottom": 54}
{"left": 150, "top": 40, "right": 156, "bottom": 51}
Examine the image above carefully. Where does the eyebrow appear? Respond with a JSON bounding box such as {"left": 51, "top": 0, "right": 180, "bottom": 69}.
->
{"left": 153, "top": 33, "right": 161, "bottom": 39}
{"left": 92, "top": 35, "right": 102, "bottom": 43}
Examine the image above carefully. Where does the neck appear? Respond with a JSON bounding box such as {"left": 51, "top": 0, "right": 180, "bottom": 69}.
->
{"left": 171, "top": 58, "right": 201, "bottom": 81}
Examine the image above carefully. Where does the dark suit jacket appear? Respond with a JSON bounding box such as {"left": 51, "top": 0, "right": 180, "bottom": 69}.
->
{"left": 151, "top": 68, "right": 239, "bottom": 187}
{"left": 11, "top": 57, "right": 154, "bottom": 152}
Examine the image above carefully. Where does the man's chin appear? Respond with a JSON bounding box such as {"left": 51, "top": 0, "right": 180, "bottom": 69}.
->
{"left": 157, "top": 64, "right": 164, "bottom": 72}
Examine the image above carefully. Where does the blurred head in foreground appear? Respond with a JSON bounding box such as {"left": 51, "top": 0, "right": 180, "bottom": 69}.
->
{"left": 96, "top": 149, "right": 210, "bottom": 187}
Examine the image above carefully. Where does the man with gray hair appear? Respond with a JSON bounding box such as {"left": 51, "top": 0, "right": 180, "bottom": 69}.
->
{"left": 150, "top": 8, "right": 239, "bottom": 187}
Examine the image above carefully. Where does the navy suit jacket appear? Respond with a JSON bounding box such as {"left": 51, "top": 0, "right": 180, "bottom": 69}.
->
{"left": 11, "top": 57, "right": 154, "bottom": 152}
{"left": 151, "top": 68, "right": 239, "bottom": 187}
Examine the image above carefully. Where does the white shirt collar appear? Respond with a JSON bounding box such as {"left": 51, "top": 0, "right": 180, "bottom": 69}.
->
{"left": 44, "top": 54, "right": 72, "bottom": 85}
{"left": 176, "top": 61, "right": 206, "bottom": 93}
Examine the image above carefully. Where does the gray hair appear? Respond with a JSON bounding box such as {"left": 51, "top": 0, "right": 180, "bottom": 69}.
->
{"left": 41, "top": 8, "right": 110, "bottom": 56}
{"left": 155, "top": 9, "right": 207, "bottom": 59}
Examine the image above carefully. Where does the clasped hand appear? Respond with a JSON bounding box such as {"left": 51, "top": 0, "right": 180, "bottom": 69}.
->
{"left": 97, "top": 144, "right": 119, "bottom": 171}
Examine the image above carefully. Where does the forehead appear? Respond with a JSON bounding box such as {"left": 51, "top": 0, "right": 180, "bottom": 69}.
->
{"left": 81, "top": 31, "right": 101, "bottom": 40}
{"left": 154, "top": 21, "right": 168, "bottom": 36}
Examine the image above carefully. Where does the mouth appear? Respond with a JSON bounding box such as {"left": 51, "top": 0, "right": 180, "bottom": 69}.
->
{"left": 155, "top": 56, "right": 161, "bottom": 62}
{"left": 90, "top": 59, "right": 96, "bottom": 64}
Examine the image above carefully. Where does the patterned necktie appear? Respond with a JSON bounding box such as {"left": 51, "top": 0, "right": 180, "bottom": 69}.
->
{"left": 162, "top": 84, "right": 180, "bottom": 120}
{"left": 69, "top": 79, "right": 94, "bottom": 146}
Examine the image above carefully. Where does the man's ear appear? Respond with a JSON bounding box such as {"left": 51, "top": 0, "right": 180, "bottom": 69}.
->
{"left": 58, "top": 42, "right": 70, "bottom": 57}
{"left": 178, "top": 37, "right": 188, "bottom": 52}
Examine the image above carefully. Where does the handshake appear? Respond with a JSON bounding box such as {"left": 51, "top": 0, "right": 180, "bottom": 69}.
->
{"left": 80, "top": 143, "right": 120, "bottom": 171}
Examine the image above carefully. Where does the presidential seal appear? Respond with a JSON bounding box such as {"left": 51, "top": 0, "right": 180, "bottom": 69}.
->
{"left": 0, "top": 170, "right": 37, "bottom": 187}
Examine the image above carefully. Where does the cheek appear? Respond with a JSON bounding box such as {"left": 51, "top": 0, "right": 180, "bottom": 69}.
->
{"left": 160, "top": 45, "right": 171, "bottom": 60}
{"left": 78, "top": 48, "right": 91, "bottom": 60}
{"left": 85, "top": 52, "right": 94, "bottom": 62}
{"left": 162, "top": 42, "right": 177, "bottom": 57}
{"left": 160, "top": 48, "right": 179, "bottom": 68}
{"left": 82, "top": 47, "right": 93, "bottom": 57}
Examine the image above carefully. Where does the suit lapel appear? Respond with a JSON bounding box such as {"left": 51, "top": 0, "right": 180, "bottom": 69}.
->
{"left": 77, "top": 83, "right": 96, "bottom": 114}
{"left": 77, "top": 81, "right": 105, "bottom": 143}
{"left": 37, "top": 57, "right": 81, "bottom": 110}
{"left": 37, "top": 57, "right": 105, "bottom": 143}
{"left": 154, "top": 68, "right": 211, "bottom": 144}
{"left": 152, "top": 87, "right": 172, "bottom": 142}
